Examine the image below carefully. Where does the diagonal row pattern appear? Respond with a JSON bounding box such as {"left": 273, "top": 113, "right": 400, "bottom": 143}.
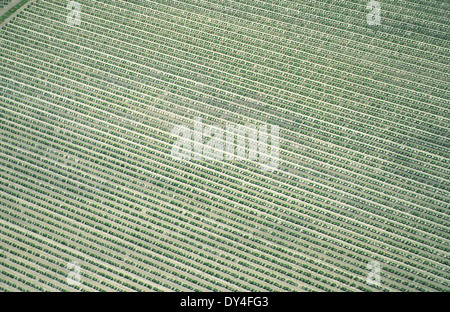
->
{"left": 0, "top": 0, "right": 448, "bottom": 291}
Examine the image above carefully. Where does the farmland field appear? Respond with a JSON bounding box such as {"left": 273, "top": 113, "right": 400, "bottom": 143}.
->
{"left": 0, "top": 0, "right": 449, "bottom": 292}
{"left": 0, "top": 1, "right": 11, "bottom": 9}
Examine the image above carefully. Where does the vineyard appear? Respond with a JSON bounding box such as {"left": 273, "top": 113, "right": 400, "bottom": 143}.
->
{"left": 0, "top": 0, "right": 449, "bottom": 292}
{"left": 0, "top": 1, "right": 10, "bottom": 9}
